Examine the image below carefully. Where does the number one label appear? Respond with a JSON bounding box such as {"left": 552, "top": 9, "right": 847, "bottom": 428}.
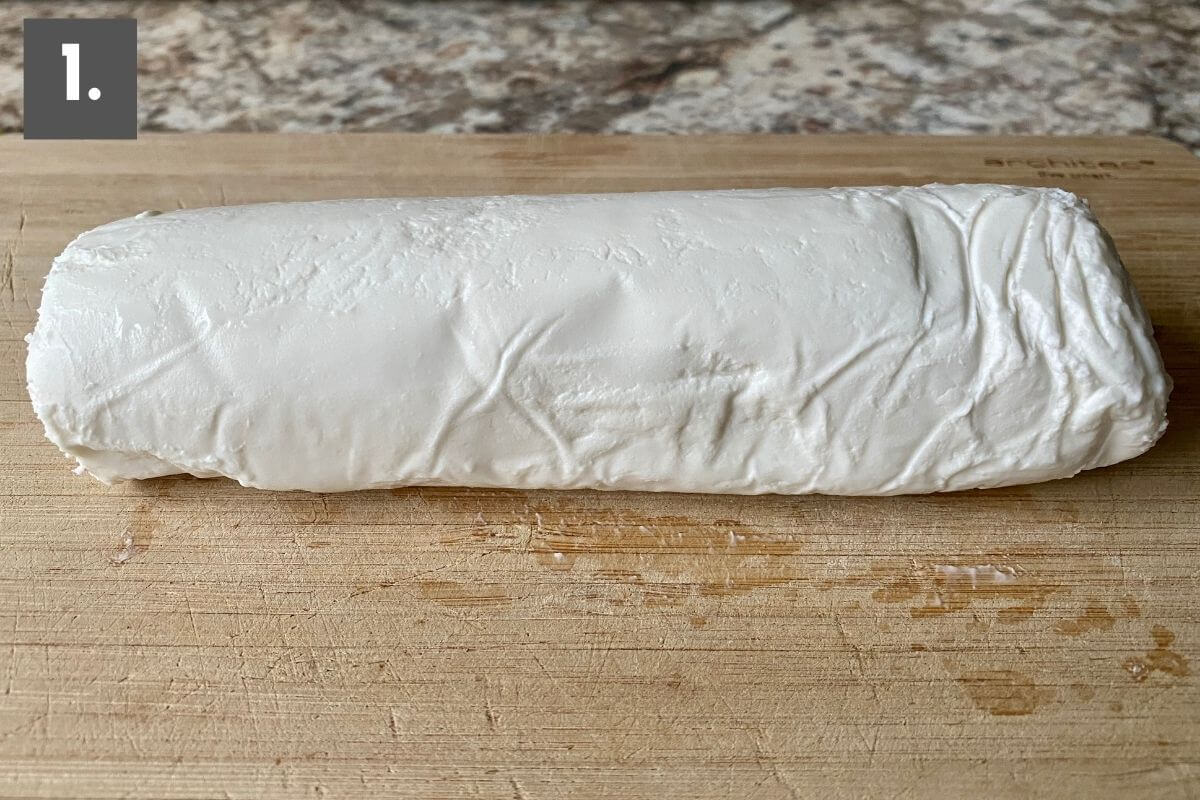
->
{"left": 61, "top": 42, "right": 100, "bottom": 101}
{"left": 61, "top": 42, "right": 79, "bottom": 100}
{"left": 25, "top": 18, "right": 135, "bottom": 138}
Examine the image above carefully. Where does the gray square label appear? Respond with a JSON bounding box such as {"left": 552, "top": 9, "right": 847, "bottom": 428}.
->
{"left": 24, "top": 18, "right": 137, "bottom": 139}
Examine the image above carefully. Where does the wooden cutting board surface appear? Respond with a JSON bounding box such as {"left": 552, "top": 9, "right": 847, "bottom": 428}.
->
{"left": 1, "top": 134, "right": 1198, "bottom": 799}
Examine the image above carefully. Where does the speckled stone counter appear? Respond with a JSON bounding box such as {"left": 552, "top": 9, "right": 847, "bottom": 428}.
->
{"left": 1, "top": 1, "right": 1197, "bottom": 152}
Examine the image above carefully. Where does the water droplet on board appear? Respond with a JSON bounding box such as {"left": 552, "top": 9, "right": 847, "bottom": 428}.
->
{"left": 110, "top": 531, "right": 136, "bottom": 565}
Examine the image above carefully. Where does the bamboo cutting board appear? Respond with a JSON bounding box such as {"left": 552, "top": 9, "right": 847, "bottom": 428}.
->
{"left": 1, "top": 134, "right": 1198, "bottom": 799}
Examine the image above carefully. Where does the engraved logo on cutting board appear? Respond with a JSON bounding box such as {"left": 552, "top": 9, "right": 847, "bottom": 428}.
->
{"left": 984, "top": 157, "right": 1156, "bottom": 181}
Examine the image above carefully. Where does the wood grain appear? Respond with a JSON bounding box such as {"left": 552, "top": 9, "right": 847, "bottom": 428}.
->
{"left": 1, "top": 134, "right": 1198, "bottom": 799}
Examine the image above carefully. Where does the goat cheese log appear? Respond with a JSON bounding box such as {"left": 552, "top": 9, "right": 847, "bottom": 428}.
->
{"left": 26, "top": 185, "right": 1170, "bottom": 494}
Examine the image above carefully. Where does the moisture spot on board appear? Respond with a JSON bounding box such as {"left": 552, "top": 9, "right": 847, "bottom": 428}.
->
{"left": 872, "top": 576, "right": 920, "bottom": 604}
{"left": 1069, "top": 682, "right": 1096, "bottom": 702}
{"left": 1152, "top": 625, "right": 1175, "bottom": 648}
{"left": 1123, "top": 625, "right": 1189, "bottom": 682}
{"left": 110, "top": 531, "right": 136, "bottom": 565}
{"left": 533, "top": 546, "right": 576, "bottom": 571}
{"left": 956, "top": 669, "right": 1043, "bottom": 716}
{"left": 851, "top": 561, "right": 1049, "bottom": 622}
{"left": 1054, "top": 601, "right": 1115, "bottom": 636}
{"left": 111, "top": 501, "right": 154, "bottom": 564}
{"left": 997, "top": 604, "right": 1037, "bottom": 624}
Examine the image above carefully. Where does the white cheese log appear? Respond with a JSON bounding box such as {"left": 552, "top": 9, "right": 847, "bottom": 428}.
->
{"left": 26, "top": 185, "right": 1170, "bottom": 494}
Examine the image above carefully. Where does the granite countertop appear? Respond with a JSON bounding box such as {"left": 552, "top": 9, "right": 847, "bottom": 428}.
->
{"left": 1, "top": 0, "right": 1197, "bottom": 152}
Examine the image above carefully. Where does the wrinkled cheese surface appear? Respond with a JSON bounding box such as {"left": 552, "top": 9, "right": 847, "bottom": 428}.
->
{"left": 26, "top": 185, "right": 1171, "bottom": 494}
